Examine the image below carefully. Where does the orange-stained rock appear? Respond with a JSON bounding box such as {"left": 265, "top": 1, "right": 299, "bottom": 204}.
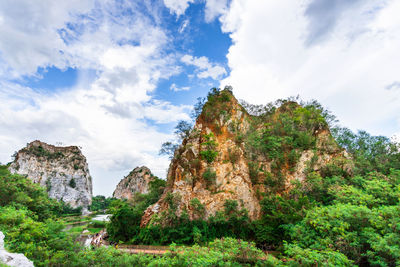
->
{"left": 113, "top": 166, "right": 154, "bottom": 200}
{"left": 141, "top": 89, "right": 352, "bottom": 226}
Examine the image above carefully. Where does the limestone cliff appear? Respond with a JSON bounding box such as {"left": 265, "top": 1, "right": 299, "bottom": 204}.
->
{"left": 9, "top": 140, "right": 93, "bottom": 212}
{"left": 141, "top": 88, "right": 352, "bottom": 226}
{"left": 113, "top": 166, "right": 154, "bottom": 200}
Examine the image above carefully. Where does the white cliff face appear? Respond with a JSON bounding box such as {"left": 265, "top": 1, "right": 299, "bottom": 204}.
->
{"left": 0, "top": 231, "right": 34, "bottom": 267}
{"left": 113, "top": 166, "right": 154, "bottom": 200}
{"left": 8, "top": 141, "right": 93, "bottom": 213}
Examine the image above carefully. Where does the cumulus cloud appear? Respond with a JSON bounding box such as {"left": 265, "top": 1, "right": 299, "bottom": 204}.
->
{"left": 0, "top": 0, "right": 189, "bottom": 196}
{"left": 163, "top": 0, "right": 195, "bottom": 17}
{"left": 162, "top": 0, "right": 229, "bottom": 22}
{"left": 220, "top": 0, "right": 400, "bottom": 137}
{"left": 304, "top": 0, "right": 367, "bottom": 45}
{"left": 181, "top": 54, "right": 227, "bottom": 80}
{"left": 204, "top": 0, "right": 229, "bottom": 22}
{"left": 0, "top": 0, "right": 95, "bottom": 77}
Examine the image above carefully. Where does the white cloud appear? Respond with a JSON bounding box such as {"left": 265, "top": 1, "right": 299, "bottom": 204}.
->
{"left": 0, "top": 0, "right": 188, "bottom": 196}
{"left": 170, "top": 83, "right": 190, "bottom": 92}
{"left": 220, "top": 0, "right": 400, "bottom": 137}
{"left": 181, "top": 54, "right": 227, "bottom": 80}
{"left": 162, "top": 0, "right": 229, "bottom": 22}
{"left": 0, "top": 0, "right": 95, "bottom": 77}
{"left": 163, "top": 0, "right": 195, "bottom": 17}
{"left": 178, "top": 19, "right": 190, "bottom": 33}
{"left": 204, "top": 0, "right": 229, "bottom": 22}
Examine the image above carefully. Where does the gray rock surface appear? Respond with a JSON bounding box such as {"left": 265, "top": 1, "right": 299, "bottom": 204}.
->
{"left": 113, "top": 166, "right": 154, "bottom": 200}
{"left": 0, "top": 231, "right": 34, "bottom": 267}
{"left": 9, "top": 140, "right": 93, "bottom": 213}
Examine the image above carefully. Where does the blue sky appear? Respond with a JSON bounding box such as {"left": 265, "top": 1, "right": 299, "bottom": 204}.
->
{"left": 0, "top": 0, "right": 399, "bottom": 196}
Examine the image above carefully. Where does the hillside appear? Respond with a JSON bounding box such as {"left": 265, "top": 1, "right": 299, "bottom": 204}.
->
{"left": 142, "top": 88, "right": 352, "bottom": 225}
{"left": 113, "top": 166, "right": 155, "bottom": 200}
{"left": 8, "top": 140, "right": 93, "bottom": 212}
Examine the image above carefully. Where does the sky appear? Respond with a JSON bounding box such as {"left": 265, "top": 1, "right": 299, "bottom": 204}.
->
{"left": 0, "top": 0, "right": 399, "bottom": 196}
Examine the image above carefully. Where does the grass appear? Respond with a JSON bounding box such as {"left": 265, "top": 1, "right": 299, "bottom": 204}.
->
{"left": 90, "top": 220, "right": 106, "bottom": 228}
{"left": 87, "top": 228, "right": 102, "bottom": 234}
{"left": 64, "top": 215, "right": 108, "bottom": 235}
{"left": 67, "top": 225, "right": 88, "bottom": 233}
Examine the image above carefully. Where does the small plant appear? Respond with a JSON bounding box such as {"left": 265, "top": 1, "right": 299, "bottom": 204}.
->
{"left": 190, "top": 198, "right": 205, "bottom": 219}
{"left": 200, "top": 150, "right": 218, "bottom": 163}
{"left": 228, "top": 148, "right": 240, "bottom": 165}
{"left": 73, "top": 164, "right": 79, "bottom": 170}
{"left": 69, "top": 178, "right": 76, "bottom": 188}
{"left": 223, "top": 199, "right": 238, "bottom": 216}
{"left": 190, "top": 159, "right": 201, "bottom": 169}
{"left": 203, "top": 168, "right": 216, "bottom": 186}
{"left": 200, "top": 132, "right": 218, "bottom": 163}
{"left": 45, "top": 179, "right": 52, "bottom": 192}
{"left": 248, "top": 161, "right": 259, "bottom": 184}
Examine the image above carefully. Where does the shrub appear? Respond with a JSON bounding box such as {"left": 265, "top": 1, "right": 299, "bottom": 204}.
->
{"left": 223, "top": 200, "right": 238, "bottom": 216}
{"left": 200, "top": 132, "right": 218, "bottom": 163}
{"left": 69, "top": 178, "right": 76, "bottom": 188}
{"left": 290, "top": 204, "right": 400, "bottom": 265}
{"left": 202, "top": 168, "right": 216, "bottom": 186}
{"left": 200, "top": 150, "right": 218, "bottom": 163}
{"left": 190, "top": 198, "right": 205, "bottom": 219}
{"left": 248, "top": 161, "right": 259, "bottom": 184}
{"left": 228, "top": 148, "right": 240, "bottom": 165}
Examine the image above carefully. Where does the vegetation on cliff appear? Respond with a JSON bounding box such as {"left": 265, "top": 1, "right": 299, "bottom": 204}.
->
{"left": 109, "top": 87, "right": 400, "bottom": 266}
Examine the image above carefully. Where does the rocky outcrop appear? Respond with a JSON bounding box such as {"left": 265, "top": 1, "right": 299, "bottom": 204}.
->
{"left": 0, "top": 231, "right": 34, "bottom": 267}
{"left": 9, "top": 140, "right": 93, "bottom": 213}
{"left": 113, "top": 166, "right": 154, "bottom": 200}
{"left": 141, "top": 89, "right": 352, "bottom": 226}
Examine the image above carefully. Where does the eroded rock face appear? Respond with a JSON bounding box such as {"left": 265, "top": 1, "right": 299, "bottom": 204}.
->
{"left": 0, "top": 231, "right": 34, "bottom": 267}
{"left": 141, "top": 89, "right": 352, "bottom": 226}
{"left": 113, "top": 166, "right": 154, "bottom": 200}
{"left": 9, "top": 140, "right": 93, "bottom": 212}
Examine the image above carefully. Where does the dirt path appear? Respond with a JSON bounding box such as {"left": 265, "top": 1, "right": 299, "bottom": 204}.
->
{"left": 118, "top": 248, "right": 168, "bottom": 255}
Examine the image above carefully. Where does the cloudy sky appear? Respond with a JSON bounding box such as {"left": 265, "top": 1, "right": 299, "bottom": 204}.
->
{"left": 1, "top": 0, "right": 399, "bottom": 196}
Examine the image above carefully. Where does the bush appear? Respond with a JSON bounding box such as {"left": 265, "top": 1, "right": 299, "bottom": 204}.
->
{"left": 200, "top": 132, "right": 218, "bottom": 163}
{"left": 89, "top": 195, "right": 116, "bottom": 212}
{"left": 69, "top": 178, "right": 76, "bottom": 188}
{"left": 284, "top": 243, "right": 354, "bottom": 266}
{"left": 190, "top": 198, "right": 205, "bottom": 219}
{"left": 290, "top": 204, "right": 400, "bottom": 266}
{"left": 202, "top": 168, "right": 216, "bottom": 186}
{"left": 200, "top": 150, "right": 218, "bottom": 163}
{"left": 0, "top": 165, "right": 62, "bottom": 220}
{"left": 228, "top": 148, "right": 240, "bottom": 165}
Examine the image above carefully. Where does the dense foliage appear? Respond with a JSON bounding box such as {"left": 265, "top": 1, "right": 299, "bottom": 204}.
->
{"left": 0, "top": 166, "right": 81, "bottom": 266}
{"left": 333, "top": 127, "right": 400, "bottom": 175}
{"left": 89, "top": 195, "right": 116, "bottom": 212}
{"left": 106, "top": 177, "right": 166, "bottom": 242}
